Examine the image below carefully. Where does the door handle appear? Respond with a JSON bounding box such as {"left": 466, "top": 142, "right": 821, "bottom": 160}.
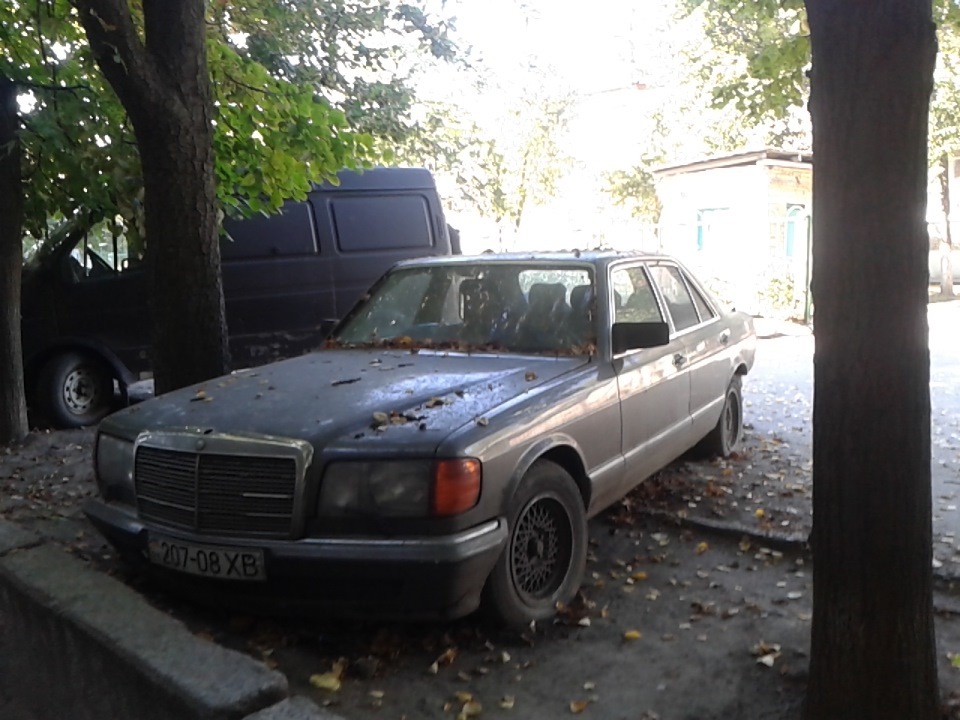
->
{"left": 673, "top": 353, "right": 686, "bottom": 368}
{"left": 720, "top": 332, "right": 730, "bottom": 345}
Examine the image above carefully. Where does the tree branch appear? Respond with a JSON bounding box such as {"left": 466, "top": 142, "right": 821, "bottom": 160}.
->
{"left": 69, "top": 0, "right": 166, "bottom": 115}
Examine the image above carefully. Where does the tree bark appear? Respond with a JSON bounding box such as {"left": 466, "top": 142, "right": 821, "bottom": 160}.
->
{"left": 939, "top": 153, "right": 955, "bottom": 296}
{"left": 0, "top": 76, "right": 29, "bottom": 445}
{"left": 804, "top": 2, "right": 938, "bottom": 718}
{"left": 73, "top": 0, "right": 228, "bottom": 395}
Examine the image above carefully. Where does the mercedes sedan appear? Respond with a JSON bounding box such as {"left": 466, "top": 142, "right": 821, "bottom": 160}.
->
{"left": 85, "top": 251, "right": 756, "bottom": 626}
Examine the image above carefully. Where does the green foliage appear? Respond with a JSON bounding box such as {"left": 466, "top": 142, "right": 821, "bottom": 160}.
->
{"left": 604, "top": 155, "right": 664, "bottom": 224}
{"left": 685, "top": 0, "right": 960, "bottom": 160}
{"left": 3, "top": 0, "right": 460, "bottom": 248}
{"left": 680, "top": 0, "right": 809, "bottom": 133}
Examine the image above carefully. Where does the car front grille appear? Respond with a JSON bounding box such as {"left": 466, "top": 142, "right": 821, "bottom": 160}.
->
{"left": 135, "top": 446, "right": 298, "bottom": 538}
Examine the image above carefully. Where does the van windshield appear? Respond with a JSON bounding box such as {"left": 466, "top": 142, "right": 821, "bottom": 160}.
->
{"left": 329, "top": 262, "right": 597, "bottom": 356}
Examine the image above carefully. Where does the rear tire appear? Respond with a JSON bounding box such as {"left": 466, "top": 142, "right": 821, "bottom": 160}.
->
{"left": 484, "top": 460, "right": 587, "bottom": 628}
{"left": 700, "top": 375, "right": 743, "bottom": 457}
{"left": 37, "top": 351, "right": 116, "bottom": 428}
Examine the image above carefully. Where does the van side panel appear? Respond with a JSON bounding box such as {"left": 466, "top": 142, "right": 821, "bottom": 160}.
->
{"left": 222, "top": 201, "right": 336, "bottom": 368}
{"left": 313, "top": 191, "right": 445, "bottom": 318}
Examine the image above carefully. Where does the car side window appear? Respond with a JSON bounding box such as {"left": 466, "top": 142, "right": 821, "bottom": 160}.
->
{"left": 611, "top": 266, "right": 663, "bottom": 324}
{"left": 649, "top": 265, "right": 700, "bottom": 332}
{"left": 688, "top": 281, "right": 716, "bottom": 322}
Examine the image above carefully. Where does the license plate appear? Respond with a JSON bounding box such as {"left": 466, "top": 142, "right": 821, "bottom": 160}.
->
{"left": 147, "top": 535, "right": 265, "bottom": 581}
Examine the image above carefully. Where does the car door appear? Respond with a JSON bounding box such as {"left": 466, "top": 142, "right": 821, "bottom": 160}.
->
{"left": 51, "top": 234, "right": 150, "bottom": 375}
{"left": 647, "top": 263, "right": 730, "bottom": 439}
{"left": 611, "top": 263, "right": 692, "bottom": 501}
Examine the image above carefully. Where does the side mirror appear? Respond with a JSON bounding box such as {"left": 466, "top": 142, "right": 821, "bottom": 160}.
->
{"left": 612, "top": 321, "right": 670, "bottom": 354}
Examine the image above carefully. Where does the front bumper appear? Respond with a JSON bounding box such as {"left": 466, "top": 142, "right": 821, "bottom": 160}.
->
{"left": 84, "top": 499, "right": 508, "bottom": 620}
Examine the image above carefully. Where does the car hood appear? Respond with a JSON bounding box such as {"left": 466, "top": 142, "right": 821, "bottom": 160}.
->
{"left": 102, "top": 349, "right": 589, "bottom": 451}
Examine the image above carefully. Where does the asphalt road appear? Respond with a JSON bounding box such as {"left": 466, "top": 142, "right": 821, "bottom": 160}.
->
{"left": 747, "top": 300, "right": 960, "bottom": 570}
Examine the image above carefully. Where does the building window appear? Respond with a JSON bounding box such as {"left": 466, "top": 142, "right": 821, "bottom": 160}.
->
{"left": 696, "top": 208, "right": 731, "bottom": 252}
{"left": 785, "top": 205, "right": 805, "bottom": 258}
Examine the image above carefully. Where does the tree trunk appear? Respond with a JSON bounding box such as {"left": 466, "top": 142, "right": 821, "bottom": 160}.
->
{"left": 73, "top": 0, "right": 228, "bottom": 395}
{"left": 0, "top": 76, "right": 29, "bottom": 444}
{"left": 804, "top": 2, "right": 938, "bottom": 719}
{"left": 939, "top": 153, "right": 955, "bottom": 296}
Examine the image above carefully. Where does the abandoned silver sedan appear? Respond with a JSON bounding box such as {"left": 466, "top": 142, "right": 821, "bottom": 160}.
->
{"left": 85, "top": 252, "right": 756, "bottom": 625}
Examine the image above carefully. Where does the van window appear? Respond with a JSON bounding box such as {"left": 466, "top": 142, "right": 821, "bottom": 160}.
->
{"left": 222, "top": 201, "right": 317, "bottom": 259}
{"left": 332, "top": 196, "right": 433, "bottom": 252}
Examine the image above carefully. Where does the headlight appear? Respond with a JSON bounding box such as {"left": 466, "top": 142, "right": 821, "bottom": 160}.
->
{"left": 94, "top": 433, "right": 135, "bottom": 505}
{"left": 318, "top": 459, "right": 481, "bottom": 517}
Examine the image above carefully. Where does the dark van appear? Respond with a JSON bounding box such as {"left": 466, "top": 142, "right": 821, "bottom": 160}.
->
{"left": 21, "top": 167, "right": 455, "bottom": 428}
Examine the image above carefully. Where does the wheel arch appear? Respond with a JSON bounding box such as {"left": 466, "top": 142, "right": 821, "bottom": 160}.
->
{"left": 506, "top": 436, "right": 591, "bottom": 512}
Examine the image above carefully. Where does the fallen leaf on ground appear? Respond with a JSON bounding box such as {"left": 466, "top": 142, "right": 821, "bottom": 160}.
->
{"left": 623, "top": 629, "right": 642, "bottom": 641}
{"left": 309, "top": 658, "right": 348, "bottom": 691}
{"left": 695, "top": 541, "right": 709, "bottom": 554}
{"left": 570, "top": 699, "right": 590, "bottom": 714}
{"left": 500, "top": 695, "right": 515, "bottom": 709}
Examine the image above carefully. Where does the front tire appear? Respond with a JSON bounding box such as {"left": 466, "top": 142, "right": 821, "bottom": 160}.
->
{"left": 37, "top": 351, "right": 116, "bottom": 428}
{"left": 485, "top": 460, "right": 587, "bottom": 628}
{"left": 700, "top": 374, "right": 744, "bottom": 457}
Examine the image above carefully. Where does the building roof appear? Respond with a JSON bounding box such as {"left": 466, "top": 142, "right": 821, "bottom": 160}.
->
{"left": 654, "top": 148, "right": 813, "bottom": 177}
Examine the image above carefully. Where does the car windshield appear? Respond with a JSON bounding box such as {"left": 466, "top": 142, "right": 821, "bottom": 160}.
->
{"left": 330, "top": 262, "right": 597, "bottom": 355}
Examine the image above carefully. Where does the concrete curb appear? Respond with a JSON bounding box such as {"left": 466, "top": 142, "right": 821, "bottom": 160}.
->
{"left": 637, "top": 508, "right": 810, "bottom": 553}
{"left": 0, "top": 521, "right": 340, "bottom": 720}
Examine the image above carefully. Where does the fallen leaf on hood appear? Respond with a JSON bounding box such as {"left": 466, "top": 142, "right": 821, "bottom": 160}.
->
{"left": 434, "top": 647, "right": 458, "bottom": 667}
{"left": 477, "top": 416, "right": 489, "bottom": 427}
{"left": 459, "top": 700, "right": 483, "bottom": 718}
{"left": 570, "top": 699, "right": 590, "bottom": 714}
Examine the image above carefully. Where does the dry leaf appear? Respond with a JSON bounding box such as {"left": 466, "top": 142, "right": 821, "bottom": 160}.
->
{"left": 695, "top": 541, "right": 709, "bottom": 554}
{"left": 525, "top": 371, "right": 538, "bottom": 381}
{"left": 623, "top": 629, "right": 642, "bottom": 641}
{"left": 454, "top": 691, "right": 474, "bottom": 703}
{"left": 500, "top": 695, "right": 516, "bottom": 710}
{"left": 570, "top": 699, "right": 590, "bottom": 714}
{"left": 309, "top": 658, "right": 347, "bottom": 691}
{"left": 477, "top": 416, "right": 489, "bottom": 426}
{"left": 630, "top": 571, "right": 648, "bottom": 581}
{"left": 460, "top": 700, "right": 482, "bottom": 717}
{"left": 309, "top": 672, "right": 342, "bottom": 692}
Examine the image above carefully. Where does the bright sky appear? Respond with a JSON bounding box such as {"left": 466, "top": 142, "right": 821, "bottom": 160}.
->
{"left": 436, "top": 0, "right": 676, "bottom": 94}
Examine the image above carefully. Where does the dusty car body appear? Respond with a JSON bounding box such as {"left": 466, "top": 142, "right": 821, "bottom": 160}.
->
{"left": 84, "top": 251, "right": 756, "bottom": 624}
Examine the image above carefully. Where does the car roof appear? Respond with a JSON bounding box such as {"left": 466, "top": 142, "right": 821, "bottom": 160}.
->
{"left": 394, "top": 249, "right": 677, "bottom": 271}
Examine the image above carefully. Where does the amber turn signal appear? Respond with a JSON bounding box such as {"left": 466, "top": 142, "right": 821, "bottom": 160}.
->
{"left": 432, "top": 459, "right": 481, "bottom": 516}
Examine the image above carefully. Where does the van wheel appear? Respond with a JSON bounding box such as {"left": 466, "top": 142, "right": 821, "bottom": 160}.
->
{"left": 38, "top": 352, "right": 116, "bottom": 428}
{"left": 484, "top": 460, "right": 587, "bottom": 628}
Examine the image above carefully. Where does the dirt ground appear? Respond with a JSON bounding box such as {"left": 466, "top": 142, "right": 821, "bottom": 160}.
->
{"left": 5, "top": 426, "right": 960, "bottom": 719}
